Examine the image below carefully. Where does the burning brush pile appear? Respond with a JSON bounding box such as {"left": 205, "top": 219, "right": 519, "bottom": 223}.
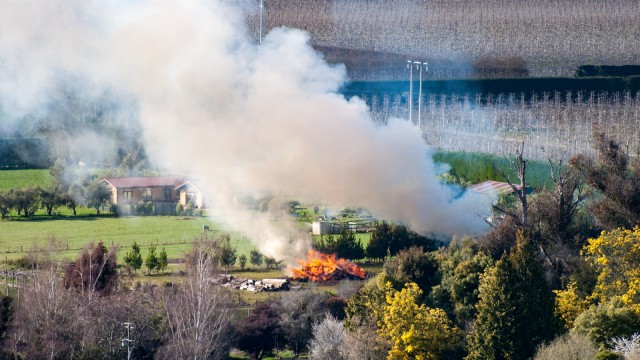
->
{"left": 291, "top": 250, "right": 366, "bottom": 282}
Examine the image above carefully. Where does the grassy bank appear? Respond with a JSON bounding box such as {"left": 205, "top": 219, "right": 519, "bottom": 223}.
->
{"left": 432, "top": 150, "right": 554, "bottom": 189}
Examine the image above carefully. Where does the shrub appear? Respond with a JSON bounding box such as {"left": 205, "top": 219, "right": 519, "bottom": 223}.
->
{"left": 63, "top": 241, "right": 118, "bottom": 295}
{"left": 594, "top": 350, "right": 623, "bottom": 360}
{"left": 533, "top": 332, "right": 597, "bottom": 360}
{"left": 264, "top": 257, "right": 281, "bottom": 269}
{"left": 185, "top": 201, "right": 195, "bottom": 216}
{"left": 383, "top": 246, "right": 440, "bottom": 294}
{"left": 250, "top": 248, "right": 264, "bottom": 268}
{"left": 573, "top": 299, "right": 640, "bottom": 347}
{"left": 145, "top": 201, "right": 154, "bottom": 215}
{"left": 235, "top": 301, "right": 284, "bottom": 358}
{"left": 135, "top": 201, "right": 146, "bottom": 215}
{"left": 238, "top": 254, "right": 247, "bottom": 270}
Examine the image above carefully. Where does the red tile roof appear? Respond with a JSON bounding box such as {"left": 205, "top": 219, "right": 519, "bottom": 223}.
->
{"left": 468, "top": 180, "right": 522, "bottom": 195}
{"left": 101, "top": 176, "right": 185, "bottom": 189}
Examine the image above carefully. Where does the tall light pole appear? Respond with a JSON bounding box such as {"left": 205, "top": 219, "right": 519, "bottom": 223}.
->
{"left": 407, "top": 60, "right": 414, "bottom": 124}
{"left": 413, "top": 61, "right": 428, "bottom": 129}
{"left": 122, "top": 322, "right": 134, "bottom": 360}
{"left": 259, "top": 0, "right": 265, "bottom": 44}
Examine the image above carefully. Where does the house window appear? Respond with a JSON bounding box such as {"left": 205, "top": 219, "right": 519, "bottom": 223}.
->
{"left": 123, "top": 189, "right": 133, "bottom": 203}
{"left": 142, "top": 188, "right": 152, "bottom": 201}
{"left": 163, "top": 187, "right": 172, "bottom": 200}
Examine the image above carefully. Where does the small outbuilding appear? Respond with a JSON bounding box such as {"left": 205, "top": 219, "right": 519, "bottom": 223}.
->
{"left": 312, "top": 221, "right": 333, "bottom": 235}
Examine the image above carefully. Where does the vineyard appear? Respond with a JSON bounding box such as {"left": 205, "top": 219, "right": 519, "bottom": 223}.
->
{"left": 362, "top": 91, "right": 640, "bottom": 160}
{"left": 239, "top": 0, "right": 640, "bottom": 80}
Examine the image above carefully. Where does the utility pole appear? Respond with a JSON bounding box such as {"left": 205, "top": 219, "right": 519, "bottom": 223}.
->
{"left": 259, "top": 0, "right": 265, "bottom": 44}
{"left": 413, "top": 61, "right": 428, "bottom": 129}
{"left": 407, "top": 60, "right": 414, "bottom": 124}
{"left": 122, "top": 322, "right": 134, "bottom": 360}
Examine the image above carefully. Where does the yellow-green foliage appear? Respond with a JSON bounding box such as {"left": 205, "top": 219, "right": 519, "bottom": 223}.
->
{"left": 583, "top": 227, "right": 640, "bottom": 314}
{"left": 378, "top": 282, "right": 461, "bottom": 360}
{"left": 554, "top": 282, "right": 590, "bottom": 330}
{"left": 345, "top": 272, "right": 387, "bottom": 330}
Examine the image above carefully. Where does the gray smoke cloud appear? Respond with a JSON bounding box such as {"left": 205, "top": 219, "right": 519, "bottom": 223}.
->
{"left": 0, "top": 0, "right": 490, "bottom": 263}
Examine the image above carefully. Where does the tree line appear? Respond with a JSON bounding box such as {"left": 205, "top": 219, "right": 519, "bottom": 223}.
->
{"left": 2, "top": 128, "right": 640, "bottom": 359}
{"left": 239, "top": 124, "right": 640, "bottom": 358}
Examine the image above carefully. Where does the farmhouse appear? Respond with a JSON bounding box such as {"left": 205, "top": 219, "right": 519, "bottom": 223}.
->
{"left": 100, "top": 176, "right": 204, "bottom": 214}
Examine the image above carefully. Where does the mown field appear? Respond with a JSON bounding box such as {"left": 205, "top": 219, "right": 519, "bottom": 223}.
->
{"left": 0, "top": 215, "right": 250, "bottom": 263}
{"left": 0, "top": 169, "right": 51, "bottom": 190}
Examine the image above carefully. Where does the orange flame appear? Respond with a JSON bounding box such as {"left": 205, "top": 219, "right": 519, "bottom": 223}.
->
{"left": 291, "top": 249, "right": 366, "bottom": 281}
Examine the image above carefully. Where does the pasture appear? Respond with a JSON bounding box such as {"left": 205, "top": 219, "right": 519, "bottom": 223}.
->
{"left": 0, "top": 169, "right": 51, "bottom": 190}
{"left": 0, "top": 215, "right": 254, "bottom": 264}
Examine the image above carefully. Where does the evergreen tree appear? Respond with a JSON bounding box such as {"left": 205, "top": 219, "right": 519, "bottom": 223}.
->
{"left": 467, "top": 231, "right": 558, "bottom": 360}
{"left": 157, "top": 248, "right": 169, "bottom": 273}
{"left": 334, "top": 228, "right": 365, "bottom": 260}
{"left": 366, "top": 222, "right": 392, "bottom": 260}
{"left": 218, "top": 235, "right": 237, "bottom": 272}
{"left": 429, "top": 238, "right": 493, "bottom": 326}
{"left": 145, "top": 245, "right": 158, "bottom": 274}
{"left": 250, "top": 248, "right": 264, "bottom": 269}
{"left": 123, "top": 242, "right": 143, "bottom": 273}
{"left": 238, "top": 254, "right": 247, "bottom": 270}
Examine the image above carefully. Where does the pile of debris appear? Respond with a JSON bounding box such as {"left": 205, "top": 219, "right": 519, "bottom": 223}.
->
{"left": 213, "top": 275, "right": 290, "bottom": 292}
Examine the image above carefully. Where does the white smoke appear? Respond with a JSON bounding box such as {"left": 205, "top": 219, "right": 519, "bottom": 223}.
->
{"left": 0, "top": 0, "right": 490, "bottom": 263}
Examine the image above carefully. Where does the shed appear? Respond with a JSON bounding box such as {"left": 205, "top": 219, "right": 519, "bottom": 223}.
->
{"left": 312, "top": 221, "right": 333, "bottom": 235}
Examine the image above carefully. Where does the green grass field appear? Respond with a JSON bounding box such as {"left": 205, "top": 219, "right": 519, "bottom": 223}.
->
{"left": 1, "top": 151, "right": 538, "bottom": 269}
{"left": 0, "top": 169, "right": 51, "bottom": 190}
{"left": 0, "top": 215, "right": 257, "bottom": 264}
{"left": 432, "top": 150, "right": 555, "bottom": 189}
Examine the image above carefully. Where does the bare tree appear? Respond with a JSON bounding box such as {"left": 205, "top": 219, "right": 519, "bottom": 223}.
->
{"left": 80, "top": 290, "right": 164, "bottom": 359}
{"left": 7, "top": 238, "right": 84, "bottom": 359}
{"left": 338, "top": 324, "right": 389, "bottom": 360}
{"left": 529, "top": 154, "right": 587, "bottom": 280}
{"left": 6, "top": 238, "right": 166, "bottom": 359}
{"left": 309, "top": 315, "right": 346, "bottom": 360}
{"left": 572, "top": 128, "right": 640, "bottom": 230}
{"left": 493, "top": 141, "right": 529, "bottom": 228}
{"left": 279, "top": 289, "right": 329, "bottom": 355}
{"left": 159, "top": 235, "right": 233, "bottom": 360}
{"left": 611, "top": 333, "right": 640, "bottom": 360}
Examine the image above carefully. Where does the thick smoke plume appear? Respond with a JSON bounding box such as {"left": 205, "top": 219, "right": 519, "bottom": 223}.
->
{"left": 0, "top": 0, "right": 489, "bottom": 263}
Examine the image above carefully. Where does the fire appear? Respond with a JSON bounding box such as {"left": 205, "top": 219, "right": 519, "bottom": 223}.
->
{"left": 291, "top": 249, "right": 366, "bottom": 281}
